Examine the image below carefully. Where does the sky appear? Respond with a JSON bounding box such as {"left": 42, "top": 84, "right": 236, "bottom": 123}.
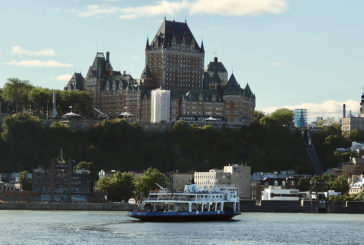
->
{"left": 0, "top": 0, "right": 363, "bottom": 120}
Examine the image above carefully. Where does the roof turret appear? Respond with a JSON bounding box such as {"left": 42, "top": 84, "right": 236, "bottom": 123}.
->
{"left": 206, "top": 57, "right": 227, "bottom": 73}
{"left": 244, "top": 83, "right": 255, "bottom": 98}
{"left": 150, "top": 19, "right": 202, "bottom": 51}
{"left": 223, "top": 74, "right": 243, "bottom": 96}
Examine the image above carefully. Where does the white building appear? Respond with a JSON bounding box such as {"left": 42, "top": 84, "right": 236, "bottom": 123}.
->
{"left": 349, "top": 174, "right": 364, "bottom": 195}
{"left": 151, "top": 88, "right": 171, "bottom": 123}
{"left": 194, "top": 169, "right": 230, "bottom": 187}
{"left": 194, "top": 164, "right": 251, "bottom": 199}
{"left": 261, "top": 186, "right": 300, "bottom": 201}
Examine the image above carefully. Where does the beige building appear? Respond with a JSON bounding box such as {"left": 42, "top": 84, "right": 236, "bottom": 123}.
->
{"left": 348, "top": 174, "right": 364, "bottom": 195}
{"left": 342, "top": 94, "right": 364, "bottom": 134}
{"left": 194, "top": 164, "right": 251, "bottom": 199}
{"left": 168, "top": 172, "right": 194, "bottom": 192}
{"left": 342, "top": 117, "right": 364, "bottom": 135}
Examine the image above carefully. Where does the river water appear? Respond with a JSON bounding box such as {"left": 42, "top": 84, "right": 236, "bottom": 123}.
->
{"left": 0, "top": 211, "right": 363, "bottom": 245}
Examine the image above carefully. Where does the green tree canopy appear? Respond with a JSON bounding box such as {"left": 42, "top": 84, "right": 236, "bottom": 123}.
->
{"left": 254, "top": 110, "right": 265, "bottom": 122}
{"left": 75, "top": 161, "right": 98, "bottom": 181}
{"left": 18, "top": 170, "right": 32, "bottom": 191}
{"left": 328, "top": 175, "right": 349, "bottom": 194}
{"left": 349, "top": 128, "right": 364, "bottom": 142}
{"left": 134, "top": 168, "right": 167, "bottom": 199}
{"left": 269, "top": 108, "right": 294, "bottom": 127}
{"left": 2, "top": 78, "right": 32, "bottom": 113}
{"left": 28, "top": 87, "right": 52, "bottom": 115}
{"left": 96, "top": 171, "right": 135, "bottom": 201}
{"left": 297, "top": 177, "right": 311, "bottom": 191}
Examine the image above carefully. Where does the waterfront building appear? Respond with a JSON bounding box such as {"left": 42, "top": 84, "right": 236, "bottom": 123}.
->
{"left": 342, "top": 93, "right": 364, "bottom": 134}
{"left": 167, "top": 171, "right": 194, "bottom": 192}
{"left": 32, "top": 151, "right": 91, "bottom": 202}
{"left": 151, "top": 88, "right": 171, "bottom": 123}
{"left": 0, "top": 181, "right": 16, "bottom": 199}
{"left": 64, "top": 19, "right": 256, "bottom": 126}
{"left": 294, "top": 109, "right": 307, "bottom": 128}
{"left": 334, "top": 142, "right": 364, "bottom": 179}
{"left": 349, "top": 174, "right": 364, "bottom": 195}
{"left": 261, "top": 186, "right": 300, "bottom": 201}
{"left": 194, "top": 164, "right": 251, "bottom": 199}
{"left": 250, "top": 170, "right": 310, "bottom": 200}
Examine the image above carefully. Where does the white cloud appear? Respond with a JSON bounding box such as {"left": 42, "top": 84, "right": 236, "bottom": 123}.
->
{"left": 11, "top": 46, "right": 56, "bottom": 56}
{"left": 56, "top": 74, "right": 73, "bottom": 81}
{"left": 189, "top": 0, "right": 287, "bottom": 16}
{"left": 262, "top": 99, "right": 360, "bottom": 120}
{"left": 71, "top": 0, "right": 288, "bottom": 19}
{"left": 4, "top": 60, "right": 73, "bottom": 68}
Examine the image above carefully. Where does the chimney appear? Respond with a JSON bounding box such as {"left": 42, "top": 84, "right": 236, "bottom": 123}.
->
{"left": 123, "top": 71, "right": 126, "bottom": 76}
{"left": 106, "top": 51, "right": 110, "bottom": 62}
{"left": 343, "top": 104, "right": 346, "bottom": 118}
{"left": 214, "top": 57, "right": 218, "bottom": 63}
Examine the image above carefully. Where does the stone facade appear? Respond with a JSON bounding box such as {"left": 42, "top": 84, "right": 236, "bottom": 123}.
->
{"left": 194, "top": 164, "right": 251, "bottom": 200}
{"left": 167, "top": 172, "right": 194, "bottom": 192}
{"left": 64, "top": 19, "right": 256, "bottom": 125}
{"left": 342, "top": 94, "right": 364, "bottom": 134}
{"left": 32, "top": 151, "right": 91, "bottom": 202}
{"left": 145, "top": 19, "right": 205, "bottom": 95}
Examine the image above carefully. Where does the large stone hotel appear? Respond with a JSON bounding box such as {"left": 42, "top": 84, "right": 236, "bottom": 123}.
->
{"left": 65, "top": 19, "right": 256, "bottom": 126}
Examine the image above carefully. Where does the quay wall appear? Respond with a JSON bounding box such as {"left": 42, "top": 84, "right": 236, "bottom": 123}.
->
{"left": 0, "top": 202, "right": 137, "bottom": 211}
{"left": 240, "top": 200, "right": 364, "bottom": 214}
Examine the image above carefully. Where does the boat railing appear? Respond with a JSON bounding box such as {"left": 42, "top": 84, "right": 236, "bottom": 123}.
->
{"left": 147, "top": 196, "right": 228, "bottom": 202}
{"left": 147, "top": 196, "right": 196, "bottom": 201}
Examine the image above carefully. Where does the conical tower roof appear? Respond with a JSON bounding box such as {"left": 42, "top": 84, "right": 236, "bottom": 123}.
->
{"left": 223, "top": 74, "right": 243, "bottom": 96}
{"left": 244, "top": 83, "right": 255, "bottom": 98}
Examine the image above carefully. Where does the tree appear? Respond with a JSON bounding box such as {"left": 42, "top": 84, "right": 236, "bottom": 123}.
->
{"left": 310, "top": 176, "right": 328, "bottom": 192}
{"left": 18, "top": 170, "right": 32, "bottom": 191}
{"left": 75, "top": 161, "right": 98, "bottom": 181}
{"left": 328, "top": 175, "right": 349, "bottom": 194}
{"left": 134, "top": 168, "right": 167, "bottom": 199}
{"left": 269, "top": 108, "right": 294, "bottom": 127}
{"left": 298, "top": 177, "right": 310, "bottom": 191}
{"left": 1, "top": 113, "right": 43, "bottom": 170}
{"left": 2, "top": 78, "right": 32, "bottom": 113}
{"left": 95, "top": 171, "right": 135, "bottom": 201}
{"left": 96, "top": 177, "right": 115, "bottom": 199}
{"left": 28, "top": 87, "right": 52, "bottom": 115}
{"left": 57, "top": 90, "right": 91, "bottom": 116}
{"left": 254, "top": 111, "right": 265, "bottom": 122}
{"left": 114, "top": 172, "right": 135, "bottom": 201}
{"left": 349, "top": 128, "right": 364, "bottom": 142}
{"left": 0, "top": 89, "right": 9, "bottom": 113}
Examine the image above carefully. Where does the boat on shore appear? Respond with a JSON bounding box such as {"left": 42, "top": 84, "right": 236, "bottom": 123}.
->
{"left": 128, "top": 184, "right": 240, "bottom": 222}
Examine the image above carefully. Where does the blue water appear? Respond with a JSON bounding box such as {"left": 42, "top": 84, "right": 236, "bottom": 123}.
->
{"left": 0, "top": 211, "right": 363, "bottom": 244}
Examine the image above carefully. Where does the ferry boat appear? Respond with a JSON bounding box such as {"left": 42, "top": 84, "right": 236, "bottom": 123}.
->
{"left": 128, "top": 184, "right": 240, "bottom": 221}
